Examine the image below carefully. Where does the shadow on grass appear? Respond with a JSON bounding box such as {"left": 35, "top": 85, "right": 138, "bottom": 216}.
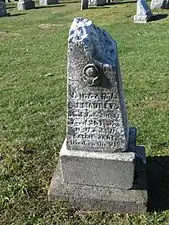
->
{"left": 149, "top": 14, "right": 168, "bottom": 22}
{"left": 106, "top": 0, "right": 136, "bottom": 5}
{"left": 36, "top": 4, "right": 65, "bottom": 9}
{"left": 63, "top": 0, "right": 80, "bottom": 3}
{"left": 88, "top": 6, "right": 111, "bottom": 9}
{"left": 147, "top": 156, "right": 169, "bottom": 212}
{"left": 8, "top": 13, "right": 27, "bottom": 17}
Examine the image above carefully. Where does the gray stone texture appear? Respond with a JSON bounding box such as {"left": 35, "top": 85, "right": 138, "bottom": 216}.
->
{"left": 134, "top": 0, "right": 153, "bottom": 23}
{"left": 67, "top": 18, "right": 129, "bottom": 154}
{"left": 17, "top": 0, "right": 35, "bottom": 10}
{"left": 150, "top": 0, "right": 169, "bottom": 9}
{"left": 81, "top": 0, "right": 88, "bottom": 10}
{"left": 39, "top": 0, "right": 59, "bottom": 6}
{"left": 60, "top": 140, "right": 135, "bottom": 189}
{"left": 0, "top": 1, "right": 7, "bottom": 17}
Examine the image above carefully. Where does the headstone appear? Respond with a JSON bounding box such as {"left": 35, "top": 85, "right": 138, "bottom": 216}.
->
{"left": 150, "top": 0, "right": 169, "bottom": 9}
{"left": 39, "top": 0, "right": 59, "bottom": 6}
{"left": 48, "top": 17, "right": 147, "bottom": 213}
{"left": 134, "top": 0, "right": 153, "bottom": 23}
{"left": 0, "top": 0, "right": 7, "bottom": 17}
{"left": 81, "top": 0, "right": 88, "bottom": 10}
{"left": 17, "top": 0, "right": 35, "bottom": 10}
{"left": 89, "top": 0, "right": 106, "bottom": 6}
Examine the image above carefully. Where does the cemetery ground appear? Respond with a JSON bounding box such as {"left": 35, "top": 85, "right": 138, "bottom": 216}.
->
{"left": 1, "top": 0, "right": 169, "bottom": 224}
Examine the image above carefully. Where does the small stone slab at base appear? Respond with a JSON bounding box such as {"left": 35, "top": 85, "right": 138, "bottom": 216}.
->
{"left": 17, "top": 1, "right": 35, "bottom": 10}
{"left": 48, "top": 162, "right": 147, "bottom": 213}
{"left": 39, "top": 0, "right": 59, "bottom": 6}
{"left": 60, "top": 139, "right": 135, "bottom": 189}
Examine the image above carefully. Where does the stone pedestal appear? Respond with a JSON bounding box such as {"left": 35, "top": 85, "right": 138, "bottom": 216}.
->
{"left": 48, "top": 18, "right": 147, "bottom": 213}
{"left": 150, "top": 0, "right": 169, "bottom": 9}
{"left": 17, "top": 0, "right": 35, "bottom": 10}
{"left": 0, "top": 0, "right": 7, "bottom": 17}
{"left": 39, "top": 0, "right": 59, "bottom": 6}
{"left": 134, "top": 0, "right": 153, "bottom": 23}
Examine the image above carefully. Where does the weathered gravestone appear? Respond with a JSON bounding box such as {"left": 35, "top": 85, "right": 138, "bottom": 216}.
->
{"left": 48, "top": 17, "right": 147, "bottom": 213}
{"left": 39, "top": 0, "right": 59, "bottom": 6}
{"left": 0, "top": 0, "right": 7, "bottom": 17}
{"left": 17, "top": 0, "right": 35, "bottom": 10}
{"left": 134, "top": 0, "right": 153, "bottom": 23}
{"left": 150, "top": 0, "right": 169, "bottom": 9}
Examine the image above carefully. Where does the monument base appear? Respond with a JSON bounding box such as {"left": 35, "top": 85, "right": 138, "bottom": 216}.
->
{"left": 39, "top": 0, "right": 59, "bottom": 6}
{"left": 134, "top": 14, "right": 152, "bottom": 23}
{"left": 48, "top": 159, "right": 147, "bottom": 213}
{"left": 17, "top": 1, "right": 35, "bottom": 10}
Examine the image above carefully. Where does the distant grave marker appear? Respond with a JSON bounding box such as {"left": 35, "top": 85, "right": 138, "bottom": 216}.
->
{"left": 17, "top": 0, "right": 35, "bottom": 10}
{"left": 134, "top": 0, "right": 153, "bottom": 23}
{"left": 151, "top": 0, "right": 169, "bottom": 9}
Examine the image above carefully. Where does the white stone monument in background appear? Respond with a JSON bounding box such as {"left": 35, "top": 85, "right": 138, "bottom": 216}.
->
{"left": 48, "top": 17, "right": 147, "bottom": 213}
{"left": 17, "top": 0, "right": 35, "bottom": 10}
{"left": 150, "top": 0, "right": 169, "bottom": 9}
{"left": 134, "top": 0, "right": 153, "bottom": 23}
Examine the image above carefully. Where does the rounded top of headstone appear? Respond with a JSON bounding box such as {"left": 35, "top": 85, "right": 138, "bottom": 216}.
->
{"left": 68, "top": 17, "right": 117, "bottom": 67}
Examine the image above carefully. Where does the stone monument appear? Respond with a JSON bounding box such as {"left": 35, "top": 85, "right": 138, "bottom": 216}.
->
{"left": 48, "top": 17, "right": 147, "bottom": 213}
{"left": 81, "top": 0, "right": 88, "bottom": 10}
{"left": 134, "top": 0, "right": 153, "bottom": 23}
{"left": 39, "top": 0, "right": 59, "bottom": 6}
{"left": 150, "top": 0, "right": 169, "bottom": 9}
{"left": 17, "top": 0, "right": 35, "bottom": 10}
{"left": 0, "top": 0, "right": 7, "bottom": 17}
{"left": 89, "top": 0, "right": 106, "bottom": 6}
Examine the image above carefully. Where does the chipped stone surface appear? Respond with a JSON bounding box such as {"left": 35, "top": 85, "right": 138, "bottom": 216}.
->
{"left": 150, "top": 0, "right": 169, "bottom": 9}
{"left": 67, "top": 18, "right": 129, "bottom": 153}
{"left": 134, "top": 0, "right": 153, "bottom": 23}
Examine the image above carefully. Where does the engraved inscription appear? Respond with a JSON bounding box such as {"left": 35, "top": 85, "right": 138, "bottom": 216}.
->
{"left": 67, "top": 88, "right": 126, "bottom": 152}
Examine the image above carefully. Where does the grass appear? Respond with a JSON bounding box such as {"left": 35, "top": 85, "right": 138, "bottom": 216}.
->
{"left": 1, "top": 0, "right": 169, "bottom": 224}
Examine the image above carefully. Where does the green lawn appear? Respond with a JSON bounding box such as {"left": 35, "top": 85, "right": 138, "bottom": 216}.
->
{"left": 1, "top": 1, "right": 169, "bottom": 224}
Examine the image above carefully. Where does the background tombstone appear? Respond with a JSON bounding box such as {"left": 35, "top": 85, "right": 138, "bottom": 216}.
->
{"left": 0, "top": 0, "right": 7, "bottom": 17}
{"left": 48, "top": 17, "right": 147, "bottom": 213}
{"left": 134, "top": 0, "right": 153, "bottom": 23}
{"left": 17, "top": 0, "right": 35, "bottom": 10}
{"left": 81, "top": 0, "right": 88, "bottom": 10}
{"left": 39, "top": 0, "right": 59, "bottom": 6}
{"left": 150, "top": 0, "right": 169, "bottom": 9}
{"left": 89, "top": 0, "right": 106, "bottom": 6}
